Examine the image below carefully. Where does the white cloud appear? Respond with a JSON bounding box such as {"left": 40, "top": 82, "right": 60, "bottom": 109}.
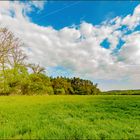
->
{"left": 118, "top": 31, "right": 140, "bottom": 68}
{"left": 0, "top": 1, "right": 46, "bottom": 21}
{"left": 122, "top": 4, "right": 140, "bottom": 30}
{"left": 0, "top": 1, "right": 140, "bottom": 90}
{"left": 30, "top": 1, "right": 46, "bottom": 10}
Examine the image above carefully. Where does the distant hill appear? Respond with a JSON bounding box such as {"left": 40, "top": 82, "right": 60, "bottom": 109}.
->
{"left": 103, "top": 89, "right": 140, "bottom": 95}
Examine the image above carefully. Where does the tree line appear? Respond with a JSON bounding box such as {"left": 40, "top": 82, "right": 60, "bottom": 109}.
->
{"left": 103, "top": 90, "right": 140, "bottom": 95}
{"left": 0, "top": 28, "right": 100, "bottom": 95}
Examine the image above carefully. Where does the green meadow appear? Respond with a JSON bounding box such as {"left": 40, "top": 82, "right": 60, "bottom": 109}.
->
{"left": 0, "top": 95, "right": 140, "bottom": 139}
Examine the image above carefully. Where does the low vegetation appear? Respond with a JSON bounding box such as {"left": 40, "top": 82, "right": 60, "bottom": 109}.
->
{"left": 0, "top": 95, "right": 139, "bottom": 139}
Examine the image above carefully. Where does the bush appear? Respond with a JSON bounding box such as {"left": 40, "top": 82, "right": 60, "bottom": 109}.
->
{"left": 54, "top": 88, "right": 65, "bottom": 95}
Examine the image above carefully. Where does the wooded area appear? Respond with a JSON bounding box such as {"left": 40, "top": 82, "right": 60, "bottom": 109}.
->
{"left": 0, "top": 28, "right": 100, "bottom": 95}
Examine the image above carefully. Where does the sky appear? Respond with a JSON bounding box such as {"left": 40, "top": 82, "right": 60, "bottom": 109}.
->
{"left": 0, "top": 0, "right": 140, "bottom": 91}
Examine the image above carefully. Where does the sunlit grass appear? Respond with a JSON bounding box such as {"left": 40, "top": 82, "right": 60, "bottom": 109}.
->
{"left": 0, "top": 95, "right": 140, "bottom": 139}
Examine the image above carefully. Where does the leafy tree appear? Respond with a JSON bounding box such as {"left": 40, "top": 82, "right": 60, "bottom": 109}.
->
{"left": 29, "top": 73, "right": 54, "bottom": 95}
{"left": 0, "top": 27, "right": 101, "bottom": 96}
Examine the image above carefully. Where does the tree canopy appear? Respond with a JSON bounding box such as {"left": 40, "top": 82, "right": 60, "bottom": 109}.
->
{"left": 0, "top": 28, "right": 101, "bottom": 95}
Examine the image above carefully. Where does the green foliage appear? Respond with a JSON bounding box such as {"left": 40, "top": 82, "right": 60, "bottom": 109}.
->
{"left": 54, "top": 88, "right": 65, "bottom": 95}
{"left": 0, "top": 27, "right": 101, "bottom": 95}
{"left": 103, "top": 90, "right": 140, "bottom": 95}
{"left": 52, "top": 77, "right": 71, "bottom": 95}
{"left": 51, "top": 76, "right": 100, "bottom": 95}
{"left": 4, "top": 66, "right": 30, "bottom": 95}
{"left": 29, "top": 74, "right": 54, "bottom": 95}
{"left": 0, "top": 95, "right": 139, "bottom": 139}
{"left": 0, "top": 64, "right": 100, "bottom": 95}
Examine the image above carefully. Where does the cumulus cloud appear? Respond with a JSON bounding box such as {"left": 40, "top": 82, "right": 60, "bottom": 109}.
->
{"left": 119, "top": 31, "right": 140, "bottom": 64}
{"left": 0, "top": 1, "right": 140, "bottom": 90}
{"left": 0, "top": 1, "right": 46, "bottom": 20}
{"left": 122, "top": 4, "right": 140, "bottom": 30}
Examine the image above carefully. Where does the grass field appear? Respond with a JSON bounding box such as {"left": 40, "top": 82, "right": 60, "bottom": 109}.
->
{"left": 0, "top": 95, "right": 140, "bottom": 139}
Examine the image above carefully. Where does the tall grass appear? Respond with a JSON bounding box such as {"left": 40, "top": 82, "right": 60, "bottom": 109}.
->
{"left": 0, "top": 95, "right": 139, "bottom": 139}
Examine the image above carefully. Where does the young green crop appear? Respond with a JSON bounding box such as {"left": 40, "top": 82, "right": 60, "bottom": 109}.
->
{"left": 0, "top": 95, "right": 139, "bottom": 139}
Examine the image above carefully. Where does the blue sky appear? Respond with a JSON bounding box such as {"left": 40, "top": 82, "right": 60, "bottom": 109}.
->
{"left": 30, "top": 1, "right": 139, "bottom": 29}
{"left": 1, "top": 1, "right": 140, "bottom": 91}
